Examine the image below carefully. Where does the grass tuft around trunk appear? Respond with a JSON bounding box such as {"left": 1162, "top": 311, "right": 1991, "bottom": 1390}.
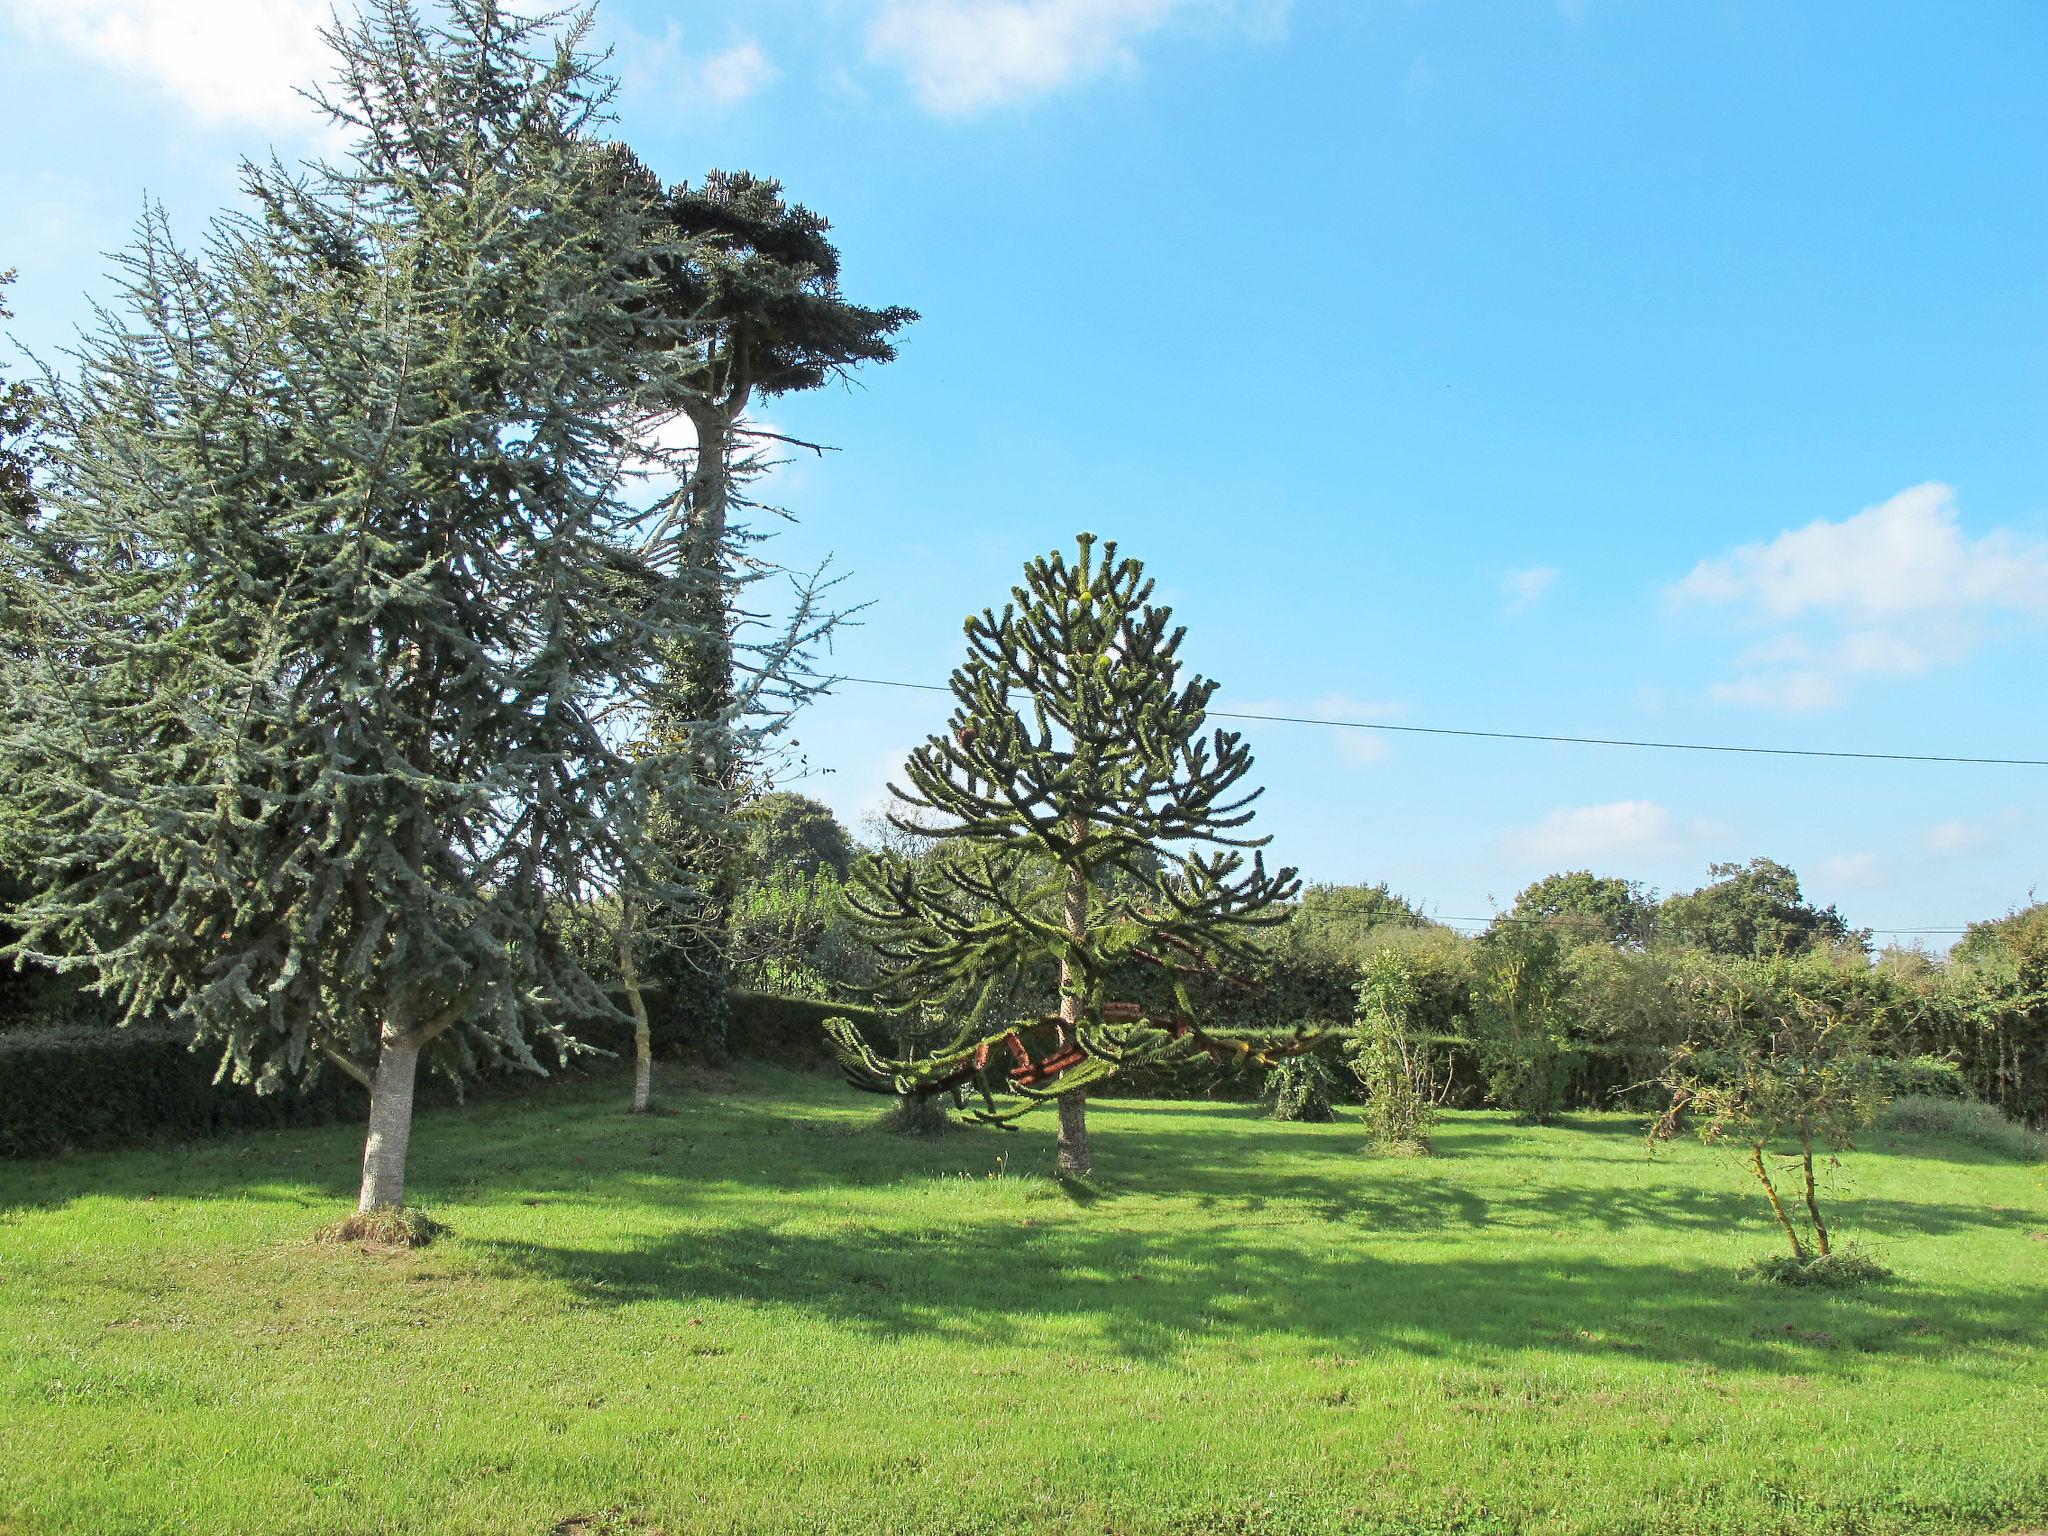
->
{"left": 1739, "top": 1245, "right": 1896, "bottom": 1288}
{"left": 314, "top": 1204, "right": 447, "bottom": 1250}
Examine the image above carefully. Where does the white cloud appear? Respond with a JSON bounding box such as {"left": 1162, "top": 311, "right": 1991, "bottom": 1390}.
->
{"left": 868, "top": 0, "right": 1286, "bottom": 115}
{"left": 1671, "top": 482, "right": 2048, "bottom": 712}
{"left": 1673, "top": 482, "right": 2048, "bottom": 622}
{"left": 1814, "top": 852, "right": 1886, "bottom": 891}
{"left": 1922, "top": 810, "right": 2021, "bottom": 858}
{"left": 1501, "top": 564, "right": 1559, "bottom": 616}
{"left": 617, "top": 23, "right": 778, "bottom": 110}
{"left": 697, "top": 39, "right": 778, "bottom": 106}
{"left": 0, "top": 0, "right": 338, "bottom": 132}
{"left": 627, "top": 411, "right": 801, "bottom": 500}
{"left": 1924, "top": 819, "right": 1990, "bottom": 857}
{"left": 1506, "top": 800, "right": 1685, "bottom": 863}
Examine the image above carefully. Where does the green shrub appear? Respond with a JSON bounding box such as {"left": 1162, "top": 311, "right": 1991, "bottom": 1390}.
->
{"left": 1879, "top": 1093, "right": 2047, "bottom": 1161}
{"left": 1873, "top": 1055, "right": 1971, "bottom": 1101}
{"left": 1263, "top": 1054, "right": 1338, "bottom": 1122}
{"left": 0, "top": 1023, "right": 358, "bottom": 1156}
{"left": 1471, "top": 924, "right": 1577, "bottom": 1122}
{"left": 1351, "top": 951, "right": 1439, "bottom": 1152}
{"left": 727, "top": 990, "right": 891, "bottom": 1068}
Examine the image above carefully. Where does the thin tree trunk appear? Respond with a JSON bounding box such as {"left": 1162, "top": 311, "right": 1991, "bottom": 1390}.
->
{"left": 358, "top": 1032, "right": 423, "bottom": 1213}
{"left": 1799, "top": 1135, "right": 1830, "bottom": 1256}
{"left": 1749, "top": 1143, "right": 1806, "bottom": 1260}
{"left": 620, "top": 904, "right": 654, "bottom": 1114}
{"left": 1054, "top": 817, "right": 1091, "bottom": 1178}
{"left": 675, "top": 401, "right": 741, "bottom": 1057}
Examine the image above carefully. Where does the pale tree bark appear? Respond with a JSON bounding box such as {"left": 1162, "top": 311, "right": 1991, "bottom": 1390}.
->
{"left": 620, "top": 903, "right": 654, "bottom": 1114}
{"left": 1055, "top": 816, "right": 1092, "bottom": 1178}
{"left": 358, "top": 1031, "right": 423, "bottom": 1212}
{"left": 351, "top": 996, "right": 468, "bottom": 1213}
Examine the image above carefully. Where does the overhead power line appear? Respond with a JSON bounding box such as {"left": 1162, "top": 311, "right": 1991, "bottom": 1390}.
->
{"left": 835, "top": 675, "right": 2048, "bottom": 769}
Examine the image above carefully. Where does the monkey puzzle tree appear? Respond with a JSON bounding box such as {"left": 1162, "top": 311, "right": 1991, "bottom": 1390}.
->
{"left": 827, "top": 534, "right": 1303, "bottom": 1177}
{"left": 0, "top": 1, "right": 712, "bottom": 1216}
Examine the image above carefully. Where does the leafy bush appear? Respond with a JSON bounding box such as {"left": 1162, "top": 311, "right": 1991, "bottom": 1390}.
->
{"left": 731, "top": 869, "right": 879, "bottom": 1002}
{"left": 1470, "top": 924, "right": 1577, "bottom": 1122}
{"left": 0, "top": 993, "right": 865, "bottom": 1158}
{"left": 1879, "top": 1093, "right": 2047, "bottom": 1161}
{"left": 1664, "top": 953, "right": 1887, "bottom": 1263}
{"left": 1739, "top": 1248, "right": 1894, "bottom": 1288}
{"left": 1916, "top": 904, "right": 2048, "bottom": 1127}
{"left": 1872, "top": 1055, "right": 1971, "bottom": 1102}
{"left": 1263, "top": 1054, "right": 1337, "bottom": 1122}
{"left": 0, "top": 1023, "right": 358, "bottom": 1156}
{"left": 1351, "top": 951, "right": 1438, "bottom": 1152}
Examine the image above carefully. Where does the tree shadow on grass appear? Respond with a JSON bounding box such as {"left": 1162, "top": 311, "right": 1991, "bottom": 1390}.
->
{"left": 472, "top": 1210, "right": 2047, "bottom": 1382}
{"left": 6, "top": 1069, "right": 2034, "bottom": 1250}
{"left": 1095, "top": 1118, "right": 2027, "bottom": 1241}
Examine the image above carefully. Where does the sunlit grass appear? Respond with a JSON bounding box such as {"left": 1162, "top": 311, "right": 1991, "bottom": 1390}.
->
{"left": 2, "top": 1065, "right": 2044, "bottom": 1535}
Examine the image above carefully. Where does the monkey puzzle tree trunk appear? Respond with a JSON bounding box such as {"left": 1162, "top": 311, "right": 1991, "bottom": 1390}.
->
{"left": 358, "top": 1030, "right": 424, "bottom": 1213}
{"left": 1055, "top": 819, "right": 1092, "bottom": 1178}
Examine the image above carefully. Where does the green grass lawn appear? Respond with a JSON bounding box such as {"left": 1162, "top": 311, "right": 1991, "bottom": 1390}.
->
{"left": 2, "top": 1066, "right": 2045, "bottom": 1536}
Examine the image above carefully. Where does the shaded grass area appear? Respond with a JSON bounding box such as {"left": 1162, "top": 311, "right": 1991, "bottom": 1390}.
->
{"left": 2, "top": 1067, "right": 2045, "bottom": 1535}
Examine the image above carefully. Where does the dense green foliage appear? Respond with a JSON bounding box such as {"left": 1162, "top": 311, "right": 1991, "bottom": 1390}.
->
{"left": 1657, "top": 858, "right": 1864, "bottom": 958}
{"left": 1470, "top": 923, "right": 1579, "bottom": 1121}
{"left": 1261, "top": 1053, "right": 1338, "bottom": 1122}
{"left": 4, "top": 1067, "right": 2046, "bottom": 1536}
{"left": 739, "top": 792, "right": 859, "bottom": 881}
{"left": 1510, "top": 870, "right": 1657, "bottom": 948}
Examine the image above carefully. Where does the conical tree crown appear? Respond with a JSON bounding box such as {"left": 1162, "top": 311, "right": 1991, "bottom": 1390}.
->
{"left": 829, "top": 534, "right": 1305, "bottom": 1122}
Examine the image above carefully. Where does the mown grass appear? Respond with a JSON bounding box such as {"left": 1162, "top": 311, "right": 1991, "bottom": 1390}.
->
{"left": 2, "top": 1065, "right": 2045, "bottom": 1536}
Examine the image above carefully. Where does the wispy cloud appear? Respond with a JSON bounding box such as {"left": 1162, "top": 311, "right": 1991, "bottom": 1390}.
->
{"left": 1922, "top": 809, "right": 2022, "bottom": 859}
{"left": 616, "top": 22, "right": 778, "bottom": 111}
{"left": 1501, "top": 564, "right": 1559, "bottom": 616}
{"left": 1813, "top": 852, "right": 1886, "bottom": 891}
{"left": 867, "top": 0, "right": 1287, "bottom": 116}
{"left": 1670, "top": 482, "right": 2048, "bottom": 712}
{"left": 1506, "top": 799, "right": 1692, "bottom": 864}
{"left": 0, "top": 0, "right": 338, "bottom": 132}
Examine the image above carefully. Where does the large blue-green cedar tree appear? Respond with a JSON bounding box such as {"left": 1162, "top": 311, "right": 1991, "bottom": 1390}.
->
{"left": 0, "top": 1, "right": 717, "bottom": 1214}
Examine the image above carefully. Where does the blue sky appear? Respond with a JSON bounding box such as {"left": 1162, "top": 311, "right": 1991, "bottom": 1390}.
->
{"left": 3, "top": 0, "right": 2044, "bottom": 944}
